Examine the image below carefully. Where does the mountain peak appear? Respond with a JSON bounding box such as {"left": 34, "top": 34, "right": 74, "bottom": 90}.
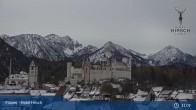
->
{"left": 13, "top": 34, "right": 43, "bottom": 39}
{"left": 148, "top": 45, "right": 196, "bottom": 66}
{"left": 19, "top": 34, "right": 42, "bottom": 37}
{"left": 86, "top": 45, "right": 97, "bottom": 48}
{"left": 164, "top": 45, "right": 176, "bottom": 50}
{"left": 0, "top": 34, "right": 9, "bottom": 38}
{"left": 103, "top": 41, "right": 116, "bottom": 48}
{"left": 161, "top": 45, "right": 183, "bottom": 55}
{"left": 105, "top": 41, "right": 114, "bottom": 45}
{"left": 45, "top": 34, "right": 60, "bottom": 38}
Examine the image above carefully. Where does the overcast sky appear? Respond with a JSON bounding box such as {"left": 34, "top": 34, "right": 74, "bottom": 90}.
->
{"left": 0, "top": 0, "right": 195, "bottom": 55}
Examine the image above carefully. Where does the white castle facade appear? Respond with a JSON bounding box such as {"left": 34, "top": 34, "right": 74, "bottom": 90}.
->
{"left": 65, "top": 55, "right": 132, "bottom": 84}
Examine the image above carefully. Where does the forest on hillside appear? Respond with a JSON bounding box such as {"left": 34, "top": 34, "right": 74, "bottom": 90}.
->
{"left": 132, "top": 64, "right": 196, "bottom": 89}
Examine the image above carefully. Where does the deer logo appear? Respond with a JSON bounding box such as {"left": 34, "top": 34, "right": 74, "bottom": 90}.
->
{"left": 175, "top": 7, "right": 186, "bottom": 27}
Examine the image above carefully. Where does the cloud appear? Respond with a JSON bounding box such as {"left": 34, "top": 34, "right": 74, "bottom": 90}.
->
{"left": 0, "top": 0, "right": 195, "bottom": 55}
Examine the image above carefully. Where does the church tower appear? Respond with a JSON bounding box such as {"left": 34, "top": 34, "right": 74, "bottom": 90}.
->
{"left": 29, "top": 60, "right": 39, "bottom": 89}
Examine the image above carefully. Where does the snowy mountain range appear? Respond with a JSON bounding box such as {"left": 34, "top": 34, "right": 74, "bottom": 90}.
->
{"left": 1, "top": 34, "right": 196, "bottom": 66}
{"left": 148, "top": 45, "right": 196, "bottom": 66}
{"left": 89, "top": 41, "right": 149, "bottom": 66}
{"left": 0, "top": 34, "right": 96, "bottom": 61}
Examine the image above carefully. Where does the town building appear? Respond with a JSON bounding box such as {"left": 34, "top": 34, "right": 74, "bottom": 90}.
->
{"left": 4, "top": 60, "right": 39, "bottom": 89}
{"left": 5, "top": 71, "right": 28, "bottom": 86}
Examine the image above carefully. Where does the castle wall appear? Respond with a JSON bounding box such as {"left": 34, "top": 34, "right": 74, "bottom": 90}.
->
{"left": 90, "top": 70, "right": 112, "bottom": 82}
{"left": 65, "top": 63, "right": 83, "bottom": 83}
{"left": 66, "top": 62, "right": 72, "bottom": 78}
{"left": 71, "top": 67, "right": 82, "bottom": 74}
{"left": 71, "top": 67, "right": 83, "bottom": 81}
{"left": 89, "top": 68, "right": 131, "bottom": 82}
{"left": 112, "top": 69, "right": 131, "bottom": 80}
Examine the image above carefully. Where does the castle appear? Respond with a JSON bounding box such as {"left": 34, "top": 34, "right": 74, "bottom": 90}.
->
{"left": 65, "top": 55, "right": 132, "bottom": 85}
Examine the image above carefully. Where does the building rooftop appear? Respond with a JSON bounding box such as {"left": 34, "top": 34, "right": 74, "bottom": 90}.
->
{"left": 7, "top": 71, "right": 28, "bottom": 80}
{"left": 175, "top": 93, "right": 194, "bottom": 100}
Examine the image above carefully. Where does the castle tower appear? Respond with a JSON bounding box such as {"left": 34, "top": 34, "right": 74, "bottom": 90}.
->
{"left": 66, "top": 62, "right": 72, "bottom": 82}
{"left": 101, "top": 54, "right": 107, "bottom": 69}
{"left": 29, "top": 60, "right": 39, "bottom": 89}
{"left": 82, "top": 58, "right": 90, "bottom": 83}
{"left": 128, "top": 57, "right": 132, "bottom": 80}
{"left": 111, "top": 58, "right": 116, "bottom": 68}
{"left": 128, "top": 57, "right": 132, "bottom": 69}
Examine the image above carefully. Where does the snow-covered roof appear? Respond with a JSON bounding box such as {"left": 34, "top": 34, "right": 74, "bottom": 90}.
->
{"left": 76, "top": 88, "right": 83, "bottom": 94}
{"left": 64, "top": 91, "right": 75, "bottom": 100}
{"left": 77, "top": 85, "right": 82, "bottom": 88}
{"left": 188, "top": 90, "right": 196, "bottom": 94}
{"left": 69, "top": 98, "right": 91, "bottom": 101}
{"left": 30, "top": 90, "right": 47, "bottom": 96}
{"left": 99, "top": 79, "right": 110, "bottom": 84}
{"left": 170, "top": 90, "right": 178, "bottom": 98}
{"left": 5, "top": 85, "right": 22, "bottom": 90}
{"left": 133, "top": 95, "right": 146, "bottom": 101}
{"left": 178, "top": 90, "right": 184, "bottom": 93}
{"left": 116, "top": 95, "right": 124, "bottom": 98}
{"left": 95, "top": 87, "right": 100, "bottom": 95}
{"left": 175, "top": 93, "right": 194, "bottom": 100}
{"left": 155, "top": 97, "right": 165, "bottom": 101}
{"left": 128, "top": 93, "right": 135, "bottom": 99}
{"left": 152, "top": 87, "right": 163, "bottom": 92}
{"left": 50, "top": 87, "right": 59, "bottom": 90}
{"left": 171, "top": 90, "right": 178, "bottom": 95}
{"left": 129, "top": 90, "right": 148, "bottom": 101}
{"left": 0, "top": 89, "right": 28, "bottom": 94}
{"left": 111, "top": 83, "right": 121, "bottom": 89}
{"left": 117, "top": 78, "right": 126, "bottom": 82}
{"left": 7, "top": 71, "right": 28, "bottom": 80}
{"left": 89, "top": 87, "right": 97, "bottom": 95}
{"left": 152, "top": 87, "right": 163, "bottom": 97}
{"left": 14, "top": 89, "right": 28, "bottom": 93}
{"left": 43, "top": 84, "right": 56, "bottom": 88}
{"left": 70, "top": 87, "right": 76, "bottom": 91}
{"left": 160, "top": 90, "right": 173, "bottom": 95}
{"left": 41, "top": 93, "right": 56, "bottom": 96}
{"left": 137, "top": 89, "right": 148, "bottom": 96}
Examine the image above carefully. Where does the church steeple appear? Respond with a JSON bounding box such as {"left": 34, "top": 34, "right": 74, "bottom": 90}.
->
{"left": 29, "top": 60, "right": 39, "bottom": 89}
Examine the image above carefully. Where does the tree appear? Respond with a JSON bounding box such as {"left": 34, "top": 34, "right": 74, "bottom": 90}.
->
{"left": 100, "top": 84, "right": 117, "bottom": 100}
{"left": 121, "top": 82, "right": 136, "bottom": 98}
